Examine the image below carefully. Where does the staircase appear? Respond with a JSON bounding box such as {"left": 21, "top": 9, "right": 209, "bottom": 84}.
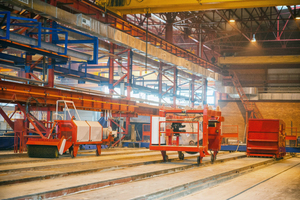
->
{"left": 230, "top": 71, "right": 263, "bottom": 119}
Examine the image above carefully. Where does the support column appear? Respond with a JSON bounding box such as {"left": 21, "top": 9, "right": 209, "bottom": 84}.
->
{"left": 126, "top": 116, "right": 130, "bottom": 143}
{"left": 109, "top": 43, "right": 114, "bottom": 94}
{"left": 25, "top": 54, "right": 32, "bottom": 79}
{"left": 191, "top": 75, "right": 195, "bottom": 108}
{"left": 46, "top": 58, "right": 54, "bottom": 87}
{"left": 198, "top": 25, "right": 203, "bottom": 58}
{"left": 158, "top": 62, "right": 163, "bottom": 105}
{"left": 47, "top": 109, "right": 51, "bottom": 130}
{"left": 165, "top": 13, "right": 174, "bottom": 43}
{"left": 119, "top": 117, "right": 124, "bottom": 147}
{"left": 173, "top": 67, "right": 177, "bottom": 108}
{"left": 126, "top": 50, "right": 133, "bottom": 100}
{"left": 202, "top": 77, "right": 207, "bottom": 105}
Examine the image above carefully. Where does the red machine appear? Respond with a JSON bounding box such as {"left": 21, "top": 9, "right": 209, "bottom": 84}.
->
{"left": 150, "top": 105, "right": 224, "bottom": 164}
{"left": 27, "top": 100, "right": 113, "bottom": 158}
{"left": 247, "top": 119, "right": 286, "bottom": 158}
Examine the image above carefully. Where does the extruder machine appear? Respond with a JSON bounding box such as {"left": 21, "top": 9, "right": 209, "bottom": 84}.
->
{"left": 150, "top": 105, "right": 224, "bottom": 164}
{"left": 26, "top": 100, "right": 114, "bottom": 158}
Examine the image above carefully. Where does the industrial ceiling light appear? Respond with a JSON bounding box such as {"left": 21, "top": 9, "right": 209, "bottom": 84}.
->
{"left": 229, "top": 19, "right": 235, "bottom": 23}
{"left": 9, "top": 28, "right": 14, "bottom": 31}
{"left": 296, "top": 16, "right": 300, "bottom": 20}
{"left": 251, "top": 34, "right": 256, "bottom": 42}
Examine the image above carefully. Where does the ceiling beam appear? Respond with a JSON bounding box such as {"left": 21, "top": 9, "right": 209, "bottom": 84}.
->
{"left": 219, "top": 55, "right": 300, "bottom": 65}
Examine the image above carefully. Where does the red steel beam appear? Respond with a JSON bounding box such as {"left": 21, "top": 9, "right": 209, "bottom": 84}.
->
{"left": 109, "top": 119, "right": 126, "bottom": 132}
{"left": 0, "top": 80, "right": 159, "bottom": 116}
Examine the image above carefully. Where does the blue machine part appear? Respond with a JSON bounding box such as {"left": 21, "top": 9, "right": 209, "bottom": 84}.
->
{"left": 220, "top": 145, "right": 300, "bottom": 153}
{"left": 98, "top": 117, "right": 108, "bottom": 128}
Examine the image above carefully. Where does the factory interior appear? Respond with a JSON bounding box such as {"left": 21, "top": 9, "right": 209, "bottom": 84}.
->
{"left": 0, "top": 0, "right": 300, "bottom": 199}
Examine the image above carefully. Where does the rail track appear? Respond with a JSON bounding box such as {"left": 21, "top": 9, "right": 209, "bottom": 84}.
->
{"left": 0, "top": 148, "right": 297, "bottom": 200}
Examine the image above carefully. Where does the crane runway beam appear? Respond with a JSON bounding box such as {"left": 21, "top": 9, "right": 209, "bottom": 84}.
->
{"left": 219, "top": 55, "right": 300, "bottom": 65}
{"left": 0, "top": 80, "right": 159, "bottom": 116}
{"left": 104, "top": 0, "right": 300, "bottom": 14}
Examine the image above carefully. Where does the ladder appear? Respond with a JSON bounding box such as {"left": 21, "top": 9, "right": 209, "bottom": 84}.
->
{"left": 230, "top": 71, "right": 263, "bottom": 119}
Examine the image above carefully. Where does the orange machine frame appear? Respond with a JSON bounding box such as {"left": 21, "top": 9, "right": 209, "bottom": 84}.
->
{"left": 150, "top": 105, "right": 224, "bottom": 164}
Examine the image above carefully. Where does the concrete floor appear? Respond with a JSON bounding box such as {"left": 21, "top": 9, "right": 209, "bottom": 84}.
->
{"left": 0, "top": 148, "right": 298, "bottom": 200}
{"left": 179, "top": 157, "right": 300, "bottom": 200}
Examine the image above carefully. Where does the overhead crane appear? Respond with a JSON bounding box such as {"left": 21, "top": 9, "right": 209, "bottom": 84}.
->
{"left": 97, "top": 0, "right": 300, "bottom": 14}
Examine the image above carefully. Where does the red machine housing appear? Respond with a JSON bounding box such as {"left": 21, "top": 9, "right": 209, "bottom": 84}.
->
{"left": 150, "top": 105, "right": 224, "bottom": 164}
{"left": 27, "top": 119, "right": 113, "bottom": 158}
{"left": 247, "top": 119, "right": 286, "bottom": 158}
{"left": 26, "top": 101, "right": 114, "bottom": 158}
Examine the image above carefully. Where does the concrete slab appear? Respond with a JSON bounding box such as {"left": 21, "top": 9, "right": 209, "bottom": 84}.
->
{"left": 0, "top": 151, "right": 170, "bottom": 171}
{"left": 0, "top": 153, "right": 244, "bottom": 199}
{"left": 0, "top": 153, "right": 198, "bottom": 185}
{"left": 0, "top": 148, "right": 151, "bottom": 165}
{"left": 45, "top": 153, "right": 262, "bottom": 200}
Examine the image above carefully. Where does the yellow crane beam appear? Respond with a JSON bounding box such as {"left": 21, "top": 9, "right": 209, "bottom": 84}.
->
{"left": 98, "top": 0, "right": 300, "bottom": 15}
{"left": 218, "top": 55, "right": 300, "bottom": 65}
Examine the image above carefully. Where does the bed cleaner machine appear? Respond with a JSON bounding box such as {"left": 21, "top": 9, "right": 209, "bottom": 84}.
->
{"left": 150, "top": 105, "right": 224, "bottom": 164}
{"left": 26, "top": 100, "right": 114, "bottom": 158}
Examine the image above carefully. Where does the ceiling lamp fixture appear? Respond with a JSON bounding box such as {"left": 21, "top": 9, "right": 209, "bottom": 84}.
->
{"left": 251, "top": 34, "right": 256, "bottom": 42}
{"left": 229, "top": 19, "right": 235, "bottom": 23}
{"left": 296, "top": 16, "right": 300, "bottom": 20}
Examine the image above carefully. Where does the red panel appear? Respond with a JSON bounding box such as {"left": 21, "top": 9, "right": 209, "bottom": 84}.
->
{"left": 247, "top": 119, "right": 286, "bottom": 158}
{"left": 14, "top": 119, "right": 24, "bottom": 132}
{"left": 248, "top": 132, "right": 279, "bottom": 141}
{"left": 248, "top": 119, "right": 280, "bottom": 132}
{"left": 26, "top": 138, "right": 60, "bottom": 147}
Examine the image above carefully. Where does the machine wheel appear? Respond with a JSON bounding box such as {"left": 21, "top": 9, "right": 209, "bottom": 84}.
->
{"left": 96, "top": 149, "right": 100, "bottom": 156}
{"left": 178, "top": 151, "right": 184, "bottom": 160}
{"left": 197, "top": 156, "right": 202, "bottom": 165}
{"left": 70, "top": 147, "right": 74, "bottom": 158}
{"left": 163, "top": 155, "right": 169, "bottom": 162}
{"left": 54, "top": 148, "right": 59, "bottom": 158}
{"left": 211, "top": 154, "right": 215, "bottom": 164}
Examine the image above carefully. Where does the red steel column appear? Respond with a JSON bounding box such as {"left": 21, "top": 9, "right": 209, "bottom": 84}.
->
{"left": 165, "top": 13, "right": 173, "bottom": 43}
{"left": 126, "top": 115, "right": 130, "bottom": 135}
{"left": 173, "top": 67, "right": 177, "bottom": 108}
{"left": 109, "top": 43, "right": 114, "bottom": 94}
{"left": 126, "top": 50, "right": 132, "bottom": 100}
{"left": 202, "top": 77, "right": 207, "bottom": 105}
{"left": 158, "top": 62, "right": 163, "bottom": 105}
{"left": 191, "top": 75, "right": 195, "bottom": 108}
